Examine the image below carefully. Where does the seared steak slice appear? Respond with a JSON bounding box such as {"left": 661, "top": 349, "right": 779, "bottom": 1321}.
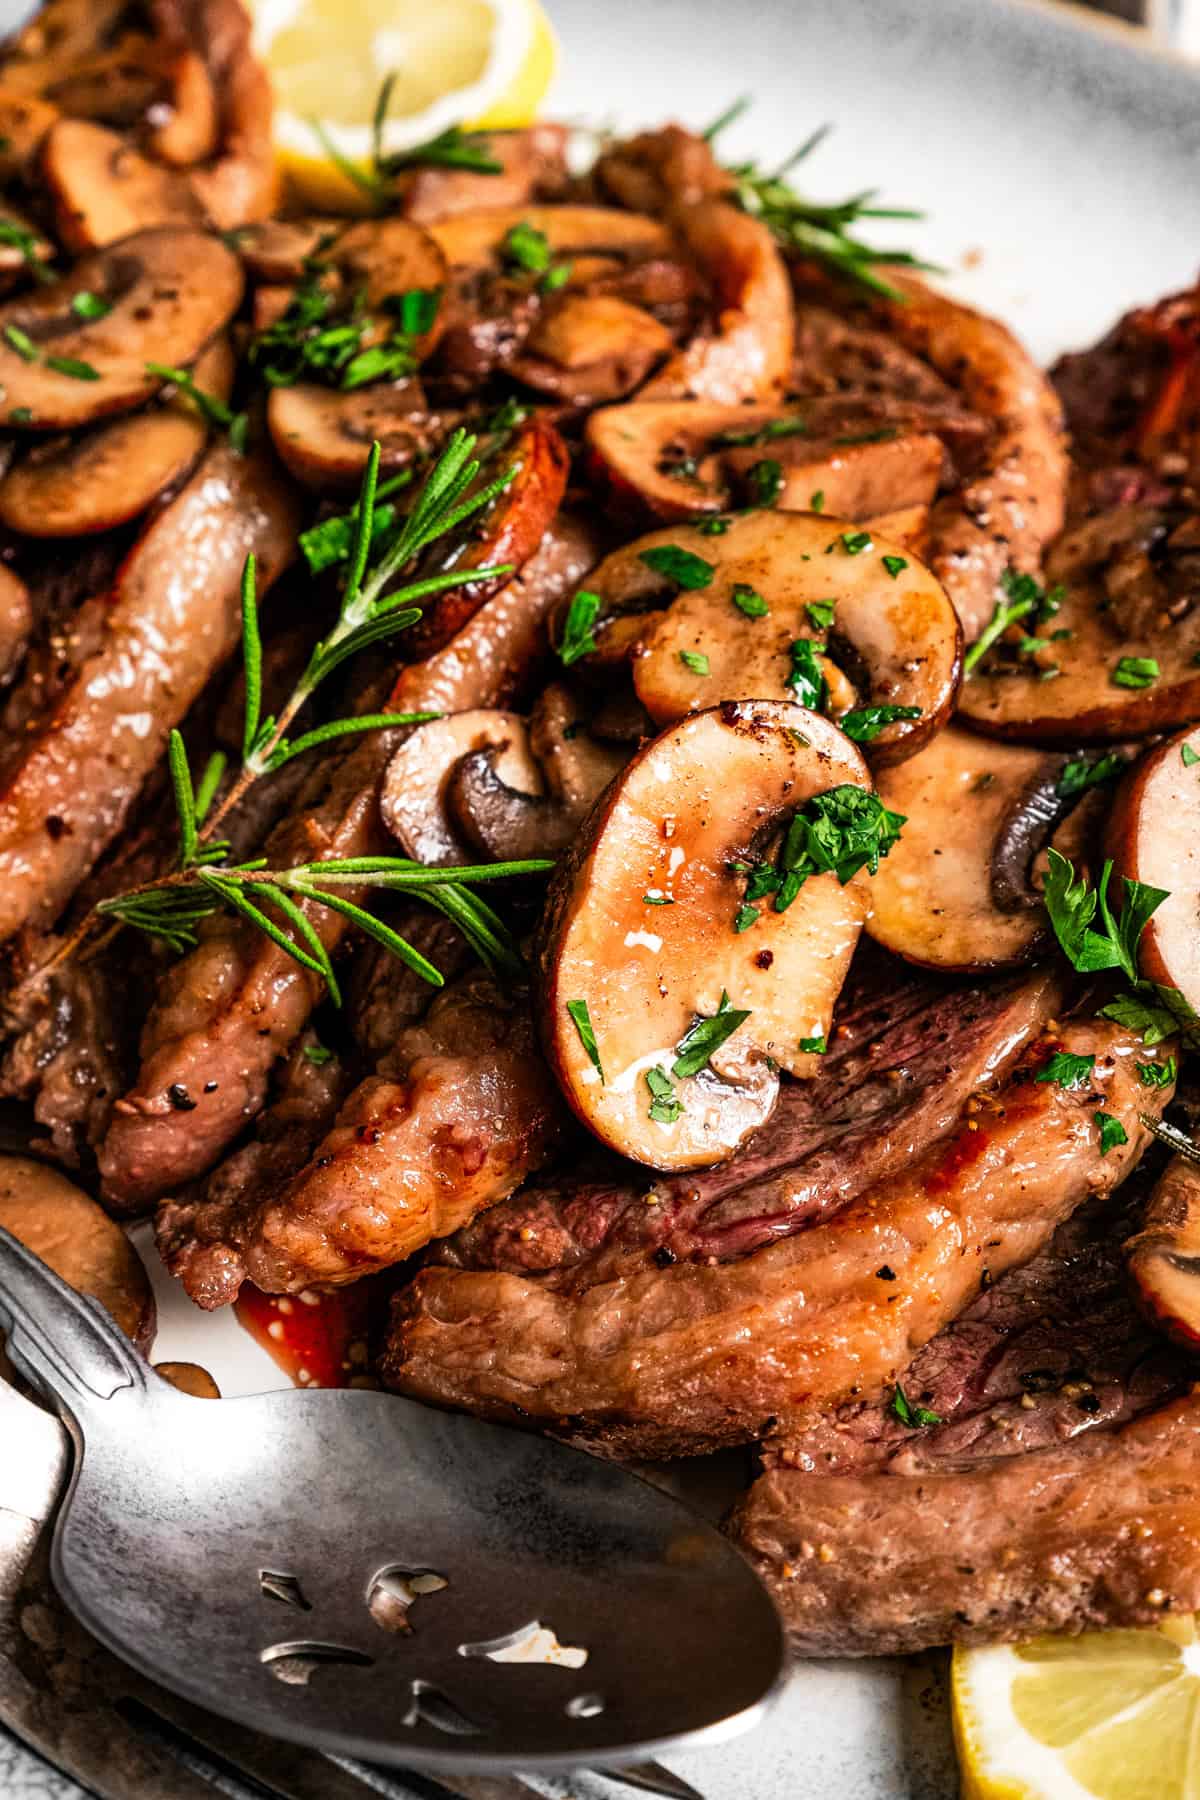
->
{"left": 157, "top": 968, "right": 569, "bottom": 1307}
{"left": 731, "top": 1176, "right": 1200, "bottom": 1654}
{"left": 384, "top": 1005, "right": 1161, "bottom": 1458}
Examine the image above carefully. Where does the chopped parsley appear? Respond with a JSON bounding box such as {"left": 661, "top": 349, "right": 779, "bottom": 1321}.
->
{"left": 70, "top": 289, "right": 111, "bottom": 320}
{"left": 672, "top": 991, "right": 752, "bottom": 1078}
{"left": 501, "top": 219, "right": 553, "bottom": 275}
{"left": 798, "top": 1033, "right": 827, "bottom": 1054}
{"left": 1112, "top": 656, "right": 1159, "bottom": 690}
{"left": 785, "top": 638, "right": 827, "bottom": 710}
{"left": 298, "top": 470, "right": 412, "bottom": 574}
{"left": 45, "top": 355, "right": 99, "bottom": 381}
{"left": 557, "top": 590, "right": 602, "bottom": 667}
{"left": 638, "top": 545, "right": 715, "bottom": 590}
{"left": 1043, "top": 851, "right": 1167, "bottom": 984}
{"left": 3, "top": 324, "right": 36, "bottom": 362}
{"left": 145, "top": 361, "right": 246, "bottom": 447}
{"left": 840, "top": 703, "right": 921, "bottom": 743}
{"left": 1055, "top": 750, "right": 1128, "bottom": 800}
{"left": 645, "top": 1065, "right": 684, "bottom": 1123}
{"left": 881, "top": 554, "right": 908, "bottom": 579}
{"left": 1094, "top": 1111, "right": 1128, "bottom": 1156}
{"left": 566, "top": 999, "right": 603, "bottom": 1083}
{"left": 732, "top": 582, "right": 770, "bottom": 619}
{"left": 733, "top": 785, "right": 905, "bottom": 927}
{"left": 805, "top": 598, "right": 836, "bottom": 632}
{"left": 746, "top": 458, "right": 783, "bottom": 507}
{"left": 839, "top": 530, "right": 873, "bottom": 555}
{"left": 892, "top": 1383, "right": 942, "bottom": 1429}
{"left": 733, "top": 904, "right": 759, "bottom": 933}
{"left": 712, "top": 414, "right": 808, "bottom": 448}
{"left": 679, "top": 649, "right": 710, "bottom": 676}
{"left": 1137, "top": 1055, "right": 1177, "bottom": 1088}
{"left": 1034, "top": 1050, "right": 1096, "bottom": 1090}
{"left": 643, "top": 890, "right": 674, "bottom": 906}
{"left": 384, "top": 287, "right": 442, "bottom": 335}
{"left": 698, "top": 516, "right": 731, "bottom": 536}
{"left": 810, "top": 489, "right": 825, "bottom": 513}
{"left": 964, "top": 567, "right": 1065, "bottom": 675}
{"left": 0, "top": 218, "right": 52, "bottom": 282}
{"left": 1183, "top": 743, "right": 1200, "bottom": 768}
{"left": 303, "top": 1044, "right": 334, "bottom": 1066}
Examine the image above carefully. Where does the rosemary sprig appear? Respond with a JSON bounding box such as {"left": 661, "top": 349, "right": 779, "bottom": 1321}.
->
{"left": 708, "top": 102, "right": 935, "bottom": 300}
{"left": 205, "top": 428, "right": 516, "bottom": 835}
{"left": 308, "top": 70, "right": 502, "bottom": 210}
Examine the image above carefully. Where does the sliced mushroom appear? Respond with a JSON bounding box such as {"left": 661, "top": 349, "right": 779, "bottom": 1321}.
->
{"left": 0, "top": 1154, "right": 154, "bottom": 1347}
{"left": 0, "top": 335, "right": 234, "bottom": 536}
{"left": 536, "top": 701, "right": 875, "bottom": 1170}
{"left": 511, "top": 294, "right": 674, "bottom": 404}
{"left": 577, "top": 510, "right": 959, "bottom": 767}
{"left": 866, "top": 725, "right": 1108, "bottom": 970}
{"left": 585, "top": 396, "right": 975, "bottom": 523}
{"left": 1126, "top": 1152, "right": 1200, "bottom": 1352}
{"left": 268, "top": 379, "right": 439, "bottom": 490}
{"left": 154, "top": 1360, "right": 220, "bottom": 1398}
{"left": 237, "top": 216, "right": 339, "bottom": 284}
{"left": 146, "top": 49, "right": 219, "bottom": 167}
{"left": 640, "top": 200, "right": 793, "bottom": 405}
{"left": 0, "top": 87, "right": 59, "bottom": 181}
{"left": 0, "top": 565, "right": 32, "bottom": 683}
{"left": 0, "top": 226, "right": 243, "bottom": 431}
{"left": 1106, "top": 725, "right": 1200, "bottom": 1014}
{"left": 381, "top": 710, "right": 540, "bottom": 867}
{"left": 449, "top": 687, "right": 629, "bottom": 861}
{"left": 40, "top": 117, "right": 206, "bottom": 250}
{"left": 427, "top": 204, "right": 672, "bottom": 274}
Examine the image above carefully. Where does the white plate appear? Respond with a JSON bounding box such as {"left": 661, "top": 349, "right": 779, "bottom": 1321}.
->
{"left": 6, "top": 1, "right": 1200, "bottom": 1794}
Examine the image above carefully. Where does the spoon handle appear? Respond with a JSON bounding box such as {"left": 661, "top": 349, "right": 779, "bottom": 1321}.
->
{"left": 0, "top": 1225, "right": 147, "bottom": 1416}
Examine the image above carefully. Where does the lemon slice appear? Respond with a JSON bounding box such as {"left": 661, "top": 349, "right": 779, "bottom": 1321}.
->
{"left": 953, "top": 1617, "right": 1200, "bottom": 1799}
{"left": 248, "top": 0, "right": 557, "bottom": 210}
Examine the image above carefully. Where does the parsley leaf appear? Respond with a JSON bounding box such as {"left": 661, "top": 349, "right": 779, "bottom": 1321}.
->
{"left": 1094, "top": 1111, "right": 1128, "bottom": 1156}
{"left": 645, "top": 1065, "right": 684, "bottom": 1123}
{"left": 798, "top": 1033, "right": 827, "bottom": 1054}
{"left": 733, "top": 903, "right": 759, "bottom": 932}
{"left": 892, "top": 1383, "right": 942, "bottom": 1429}
{"left": 732, "top": 582, "right": 770, "bottom": 619}
{"left": 70, "top": 290, "right": 111, "bottom": 320}
{"left": 502, "top": 219, "right": 552, "bottom": 275}
{"left": 672, "top": 991, "right": 752, "bottom": 1078}
{"left": 785, "top": 638, "right": 827, "bottom": 709}
{"left": 1100, "top": 985, "right": 1198, "bottom": 1048}
{"left": 881, "top": 554, "right": 908, "bottom": 579}
{"left": 754, "top": 785, "right": 904, "bottom": 912}
{"left": 303, "top": 1044, "right": 334, "bottom": 1066}
{"left": 1034, "top": 1050, "right": 1096, "bottom": 1090}
{"left": 638, "top": 546, "right": 715, "bottom": 590}
{"left": 840, "top": 703, "right": 921, "bottom": 743}
{"left": 679, "top": 649, "right": 710, "bottom": 676}
{"left": 1042, "top": 850, "right": 1167, "bottom": 983}
{"left": 810, "top": 488, "right": 825, "bottom": 512}
{"left": 805, "top": 598, "right": 836, "bottom": 632}
{"left": 840, "top": 530, "right": 872, "bottom": 555}
{"left": 1112, "top": 656, "right": 1159, "bottom": 690}
{"left": 1183, "top": 743, "right": 1200, "bottom": 768}
{"left": 1137, "top": 1055, "right": 1177, "bottom": 1087}
{"left": 1056, "top": 750, "right": 1129, "bottom": 800}
{"left": 746, "top": 458, "right": 783, "bottom": 507}
{"left": 557, "top": 590, "right": 602, "bottom": 667}
{"left": 964, "top": 567, "right": 1065, "bottom": 675}
{"left": 566, "top": 999, "right": 603, "bottom": 1083}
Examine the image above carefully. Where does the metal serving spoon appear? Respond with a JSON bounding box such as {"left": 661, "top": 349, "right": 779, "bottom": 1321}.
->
{"left": 0, "top": 1226, "right": 784, "bottom": 1775}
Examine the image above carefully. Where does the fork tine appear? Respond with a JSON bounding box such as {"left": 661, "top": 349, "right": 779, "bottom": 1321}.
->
{"left": 601, "top": 1762, "right": 706, "bottom": 1800}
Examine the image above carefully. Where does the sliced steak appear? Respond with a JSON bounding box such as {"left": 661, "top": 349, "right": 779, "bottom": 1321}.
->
{"left": 731, "top": 1174, "right": 1200, "bottom": 1653}
{"left": 383, "top": 1000, "right": 1158, "bottom": 1459}
{"left": 157, "top": 968, "right": 569, "bottom": 1307}
{"left": 99, "top": 502, "right": 595, "bottom": 1212}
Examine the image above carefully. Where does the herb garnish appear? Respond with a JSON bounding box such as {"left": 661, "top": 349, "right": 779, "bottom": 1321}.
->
{"left": 646, "top": 1066, "right": 684, "bottom": 1123}
{"left": 881, "top": 554, "right": 908, "bottom": 579}
{"left": 638, "top": 545, "right": 715, "bottom": 589}
{"left": 679, "top": 649, "right": 710, "bottom": 675}
{"left": 1137, "top": 1055, "right": 1177, "bottom": 1087}
{"left": 672, "top": 991, "right": 751, "bottom": 1078}
{"left": 785, "top": 638, "right": 827, "bottom": 710}
{"left": 145, "top": 361, "right": 248, "bottom": 450}
{"left": 806, "top": 598, "right": 836, "bottom": 632}
{"left": 732, "top": 583, "right": 770, "bottom": 619}
{"left": 892, "top": 1383, "right": 942, "bottom": 1429}
{"left": 964, "top": 567, "right": 1065, "bottom": 676}
{"left": 304, "top": 1044, "right": 334, "bottom": 1066}
{"left": 798, "top": 1033, "right": 827, "bottom": 1054}
{"left": 1183, "top": 743, "right": 1200, "bottom": 768}
{"left": 0, "top": 217, "right": 52, "bottom": 283}
{"left": 70, "top": 290, "right": 110, "bottom": 320}
{"left": 1055, "top": 751, "right": 1128, "bottom": 801}
{"left": 298, "top": 470, "right": 414, "bottom": 574}
{"left": 643, "top": 890, "right": 674, "bottom": 905}
{"left": 1034, "top": 1050, "right": 1096, "bottom": 1090}
{"left": 712, "top": 415, "right": 808, "bottom": 448}
{"left": 840, "top": 704, "right": 921, "bottom": 743}
{"left": 746, "top": 458, "right": 783, "bottom": 507}
{"left": 309, "top": 73, "right": 503, "bottom": 204}
{"left": 1094, "top": 1112, "right": 1128, "bottom": 1156}
{"left": 839, "top": 530, "right": 872, "bottom": 556}
{"left": 732, "top": 785, "right": 904, "bottom": 927}
{"left": 567, "top": 999, "right": 604, "bottom": 1082}
{"left": 558, "top": 590, "right": 602, "bottom": 666}
{"left": 1112, "top": 656, "right": 1159, "bottom": 690}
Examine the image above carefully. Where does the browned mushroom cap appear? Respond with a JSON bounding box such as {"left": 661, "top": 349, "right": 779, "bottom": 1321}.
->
{"left": 0, "top": 87, "right": 59, "bottom": 181}
{"left": 0, "top": 336, "right": 234, "bottom": 536}
{"left": 866, "top": 725, "right": 1110, "bottom": 971}
{"left": 427, "top": 204, "right": 673, "bottom": 274}
{"left": 317, "top": 218, "right": 448, "bottom": 341}
{"left": 639, "top": 201, "right": 793, "bottom": 405}
{"left": 450, "top": 685, "right": 629, "bottom": 861}
{"left": 41, "top": 117, "right": 206, "bottom": 250}
{"left": 146, "top": 48, "right": 219, "bottom": 167}
{"left": 0, "top": 226, "right": 243, "bottom": 431}
{"left": 511, "top": 294, "right": 675, "bottom": 404}
{"left": 237, "top": 216, "right": 340, "bottom": 283}
{"left": 267, "top": 379, "right": 438, "bottom": 490}
{"left": 537, "top": 701, "right": 874, "bottom": 1170}
{"left": 0, "top": 1154, "right": 154, "bottom": 1348}
{"left": 381, "top": 710, "right": 540, "bottom": 866}
{"left": 1106, "top": 724, "right": 1200, "bottom": 1015}
{"left": 576, "top": 510, "right": 959, "bottom": 767}
{"left": 1125, "top": 1151, "right": 1199, "bottom": 1352}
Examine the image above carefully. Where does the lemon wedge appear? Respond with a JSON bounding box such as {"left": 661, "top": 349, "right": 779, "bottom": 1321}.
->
{"left": 248, "top": 0, "right": 557, "bottom": 210}
{"left": 953, "top": 1617, "right": 1200, "bottom": 1800}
